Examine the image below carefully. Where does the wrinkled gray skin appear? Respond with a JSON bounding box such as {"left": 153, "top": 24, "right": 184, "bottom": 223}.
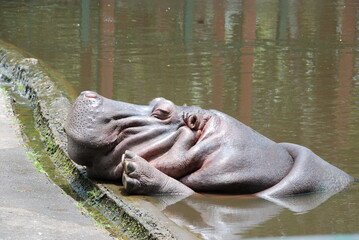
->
{"left": 65, "top": 91, "right": 353, "bottom": 197}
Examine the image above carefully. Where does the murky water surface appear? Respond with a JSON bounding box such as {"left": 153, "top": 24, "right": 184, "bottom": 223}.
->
{"left": 1, "top": 0, "right": 358, "bottom": 239}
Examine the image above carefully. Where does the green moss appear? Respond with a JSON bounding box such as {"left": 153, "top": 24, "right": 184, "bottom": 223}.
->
{"left": 86, "top": 189, "right": 105, "bottom": 204}
{"left": 45, "top": 139, "right": 58, "bottom": 154}
{"left": 16, "top": 82, "right": 24, "bottom": 91}
{"left": 26, "top": 150, "right": 45, "bottom": 174}
{"left": 10, "top": 117, "right": 21, "bottom": 126}
{"left": 0, "top": 86, "right": 7, "bottom": 93}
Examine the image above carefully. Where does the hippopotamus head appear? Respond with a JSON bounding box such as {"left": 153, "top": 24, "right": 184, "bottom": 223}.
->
{"left": 65, "top": 91, "right": 353, "bottom": 196}
{"left": 65, "top": 91, "right": 215, "bottom": 179}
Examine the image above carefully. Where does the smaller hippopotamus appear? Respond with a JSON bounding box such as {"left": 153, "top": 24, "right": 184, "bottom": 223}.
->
{"left": 64, "top": 91, "right": 354, "bottom": 198}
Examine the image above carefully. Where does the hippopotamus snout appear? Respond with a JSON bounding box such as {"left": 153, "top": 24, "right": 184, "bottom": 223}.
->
{"left": 78, "top": 91, "right": 152, "bottom": 117}
{"left": 65, "top": 91, "right": 156, "bottom": 142}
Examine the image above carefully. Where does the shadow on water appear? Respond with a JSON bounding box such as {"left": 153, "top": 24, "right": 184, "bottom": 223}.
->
{"left": 1, "top": 0, "right": 359, "bottom": 239}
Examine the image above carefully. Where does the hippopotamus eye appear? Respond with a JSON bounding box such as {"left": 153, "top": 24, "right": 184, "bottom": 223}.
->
{"left": 151, "top": 109, "right": 170, "bottom": 120}
{"left": 150, "top": 99, "right": 175, "bottom": 120}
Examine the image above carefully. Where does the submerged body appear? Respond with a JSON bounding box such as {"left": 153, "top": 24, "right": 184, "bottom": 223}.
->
{"left": 65, "top": 91, "right": 353, "bottom": 197}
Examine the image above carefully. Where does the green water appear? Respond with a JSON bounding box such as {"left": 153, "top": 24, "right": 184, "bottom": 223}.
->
{"left": 1, "top": 0, "right": 358, "bottom": 239}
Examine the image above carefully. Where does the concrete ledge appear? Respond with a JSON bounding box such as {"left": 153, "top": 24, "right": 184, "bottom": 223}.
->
{"left": 0, "top": 40, "right": 196, "bottom": 240}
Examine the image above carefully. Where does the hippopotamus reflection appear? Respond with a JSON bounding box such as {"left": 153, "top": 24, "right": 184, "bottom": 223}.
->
{"left": 159, "top": 191, "right": 353, "bottom": 240}
{"left": 64, "top": 91, "right": 353, "bottom": 198}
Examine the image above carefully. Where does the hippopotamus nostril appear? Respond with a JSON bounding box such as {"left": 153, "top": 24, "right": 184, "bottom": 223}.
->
{"left": 82, "top": 91, "right": 98, "bottom": 99}
{"left": 85, "top": 93, "right": 97, "bottom": 98}
{"left": 188, "top": 115, "right": 198, "bottom": 129}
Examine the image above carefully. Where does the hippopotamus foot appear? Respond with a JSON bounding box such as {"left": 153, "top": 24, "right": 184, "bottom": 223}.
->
{"left": 122, "top": 151, "right": 194, "bottom": 195}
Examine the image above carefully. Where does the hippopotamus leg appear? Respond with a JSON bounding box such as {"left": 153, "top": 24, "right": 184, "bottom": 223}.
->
{"left": 149, "top": 127, "right": 198, "bottom": 179}
{"left": 122, "top": 151, "right": 194, "bottom": 195}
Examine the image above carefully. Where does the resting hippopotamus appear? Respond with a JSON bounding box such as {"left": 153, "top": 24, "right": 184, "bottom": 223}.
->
{"left": 64, "top": 91, "right": 353, "bottom": 197}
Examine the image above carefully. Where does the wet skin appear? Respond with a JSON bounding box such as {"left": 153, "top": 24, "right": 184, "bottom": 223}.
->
{"left": 65, "top": 91, "right": 353, "bottom": 197}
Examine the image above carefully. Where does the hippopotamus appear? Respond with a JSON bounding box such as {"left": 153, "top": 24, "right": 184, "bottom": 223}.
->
{"left": 64, "top": 91, "right": 354, "bottom": 198}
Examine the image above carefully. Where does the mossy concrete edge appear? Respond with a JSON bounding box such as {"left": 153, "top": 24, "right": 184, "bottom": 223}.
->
{"left": 0, "top": 40, "right": 185, "bottom": 240}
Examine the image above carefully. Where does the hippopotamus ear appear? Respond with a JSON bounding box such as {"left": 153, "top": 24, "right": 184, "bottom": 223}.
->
{"left": 149, "top": 97, "right": 167, "bottom": 107}
{"left": 150, "top": 98, "right": 176, "bottom": 121}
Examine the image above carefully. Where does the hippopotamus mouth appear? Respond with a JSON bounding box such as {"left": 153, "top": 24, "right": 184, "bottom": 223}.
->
{"left": 65, "top": 91, "right": 353, "bottom": 196}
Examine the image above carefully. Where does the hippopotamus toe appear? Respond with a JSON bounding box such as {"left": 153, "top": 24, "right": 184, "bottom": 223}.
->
{"left": 122, "top": 151, "right": 164, "bottom": 194}
{"left": 122, "top": 173, "right": 137, "bottom": 194}
{"left": 122, "top": 151, "right": 137, "bottom": 174}
{"left": 121, "top": 151, "right": 195, "bottom": 195}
